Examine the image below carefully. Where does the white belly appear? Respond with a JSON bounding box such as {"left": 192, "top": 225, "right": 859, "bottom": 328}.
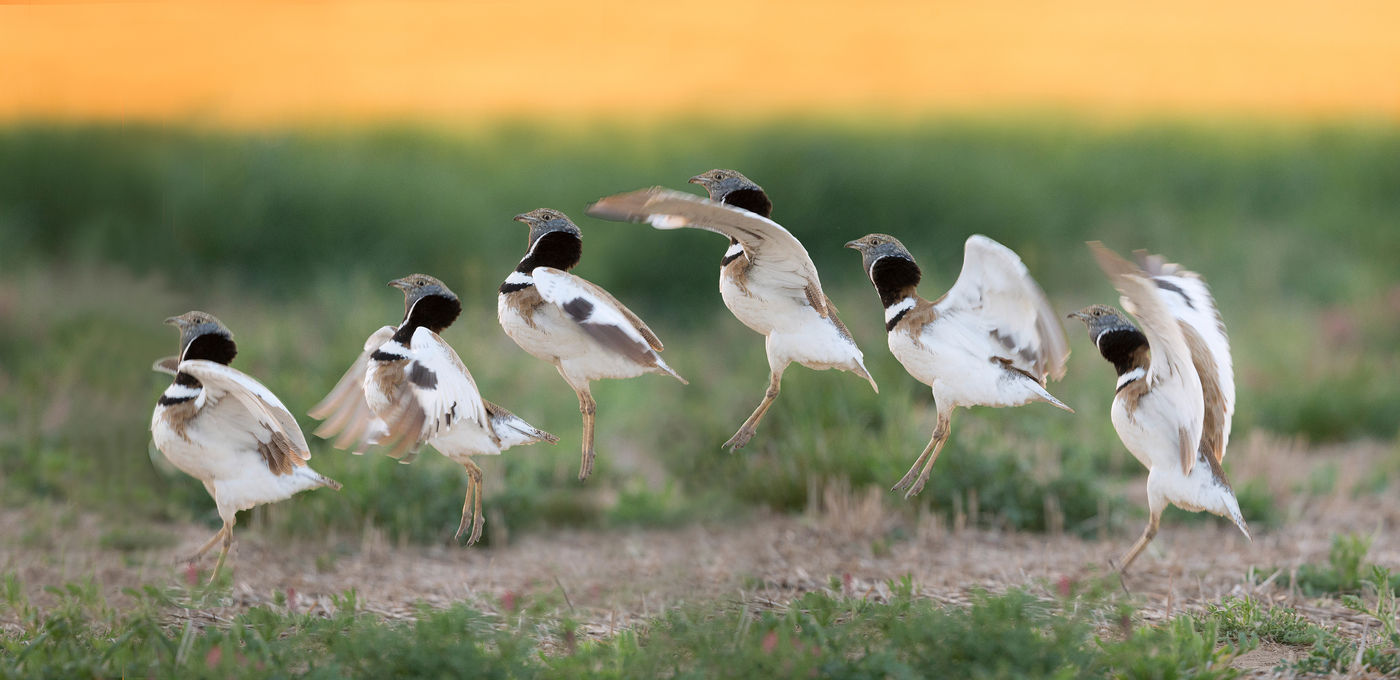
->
{"left": 888, "top": 320, "right": 1044, "bottom": 409}
{"left": 720, "top": 268, "right": 864, "bottom": 373}
{"left": 151, "top": 403, "right": 328, "bottom": 517}
{"left": 719, "top": 271, "right": 776, "bottom": 335}
{"left": 1111, "top": 388, "right": 1190, "bottom": 473}
{"left": 499, "top": 292, "right": 652, "bottom": 382}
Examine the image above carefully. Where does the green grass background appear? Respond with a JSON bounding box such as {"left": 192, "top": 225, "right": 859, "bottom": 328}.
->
{"left": 1, "top": 120, "right": 1397, "bottom": 545}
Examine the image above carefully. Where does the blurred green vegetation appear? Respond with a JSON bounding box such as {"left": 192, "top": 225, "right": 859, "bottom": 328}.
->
{"left": 1, "top": 121, "right": 1397, "bottom": 545}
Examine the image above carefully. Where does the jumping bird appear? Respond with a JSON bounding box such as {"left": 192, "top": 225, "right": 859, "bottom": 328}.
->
{"left": 588, "top": 173, "right": 876, "bottom": 449}
{"left": 151, "top": 312, "right": 341, "bottom": 583}
{"left": 497, "top": 209, "right": 686, "bottom": 481}
{"left": 845, "top": 234, "right": 1072, "bottom": 498}
{"left": 1070, "top": 242, "right": 1247, "bottom": 573}
{"left": 310, "top": 274, "right": 557, "bottom": 545}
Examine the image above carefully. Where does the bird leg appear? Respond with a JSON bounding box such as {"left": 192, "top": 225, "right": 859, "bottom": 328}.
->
{"left": 207, "top": 520, "right": 234, "bottom": 586}
{"left": 723, "top": 369, "right": 784, "bottom": 450}
{"left": 1116, "top": 511, "right": 1161, "bottom": 574}
{"left": 574, "top": 385, "right": 597, "bottom": 481}
{"left": 892, "top": 408, "right": 953, "bottom": 499}
{"left": 455, "top": 459, "right": 486, "bottom": 546}
{"left": 182, "top": 524, "right": 228, "bottom": 564}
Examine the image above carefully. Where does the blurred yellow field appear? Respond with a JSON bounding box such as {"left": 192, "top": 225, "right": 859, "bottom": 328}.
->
{"left": 3, "top": 0, "right": 1398, "bottom": 124}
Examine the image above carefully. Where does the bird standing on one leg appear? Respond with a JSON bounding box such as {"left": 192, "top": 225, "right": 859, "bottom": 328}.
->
{"left": 497, "top": 209, "right": 686, "bottom": 481}
{"left": 310, "top": 274, "right": 557, "bottom": 545}
{"left": 587, "top": 172, "right": 876, "bottom": 450}
{"left": 151, "top": 312, "right": 341, "bottom": 584}
{"left": 1070, "top": 243, "right": 1247, "bottom": 574}
{"left": 845, "top": 234, "right": 1072, "bottom": 498}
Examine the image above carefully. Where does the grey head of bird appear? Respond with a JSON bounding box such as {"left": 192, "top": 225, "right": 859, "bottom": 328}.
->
{"left": 513, "top": 208, "right": 582, "bottom": 250}
{"left": 165, "top": 311, "right": 237, "bottom": 364}
{"left": 688, "top": 169, "right": 772, "bottom": 217}
{"left": 512, "top": 208, "right": 584, "bottom": 272}
{"left": 390, "top": 273, "right": 461, "bottom": 332}
{"left": 846, "top": 232, "right": 921, "bottom": 278}
{"left": 1067, "top": 304, "right": 1138, "bottom": 344}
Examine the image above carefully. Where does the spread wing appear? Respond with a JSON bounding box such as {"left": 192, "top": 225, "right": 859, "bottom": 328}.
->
{"left": 152, "top": 356, "right": 180, "bottom": 376}
{"left": 1090, "top": 242, "right": 1205, "bottom": 474}
{"left": 587, "top": 187, "right": 834, "bottom": 316}
{"left": 176, "top": 359, "right": 311, "bottom": 475}
{"left": 531, "top": 267, "right": 684, "bottom": 382}
{"left": 308, "top": 326, "right": 396, "bottom": 454}
{"left": 937, "top": 235, "right": 1070, "bottom": 382}
{"left": 1135, "top": 250, "right": 1234, "bottom": 464}
{"left": 376, "top": 328, "right": 493, "bottom": 462}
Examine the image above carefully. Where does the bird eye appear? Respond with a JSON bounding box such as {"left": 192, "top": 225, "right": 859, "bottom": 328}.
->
{"left": 713, "top": 173, "right": 723, "bottom": 180}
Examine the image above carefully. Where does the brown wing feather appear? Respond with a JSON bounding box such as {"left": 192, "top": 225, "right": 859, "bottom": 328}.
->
{"left": 258, "top": 430, "right": 305, "bottom": 475}
{"left": 309, "top": 326, "right": 396, "bottom": 453}
{"left": 1179, "top": 425, "right": 1195, "bottom": 477}
{"left": 1181, "top": 322, "right": 1227, "bottom": 465}
{"left": 568, "top": 277, "right": 664, "bottom": 351}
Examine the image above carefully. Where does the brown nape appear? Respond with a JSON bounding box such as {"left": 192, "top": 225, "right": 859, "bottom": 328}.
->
{"left": 871, "top": 256, "right": 922, "bottom": 307}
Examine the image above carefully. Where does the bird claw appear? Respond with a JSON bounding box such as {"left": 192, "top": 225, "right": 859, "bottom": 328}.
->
{"left": 902, "top": 476, "right": 929, "bottom": 499}
{"left": 455, "top": 517, "right": 482, "bottom": 546}
{"left": 722, "top": 428, "right": 755, "bottom": 451}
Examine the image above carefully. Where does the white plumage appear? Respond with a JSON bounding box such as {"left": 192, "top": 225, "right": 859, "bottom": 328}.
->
{"left": 311, "top": 275, "right": 556, "bottom": 545}
{"left": 152, "top": 314, "right": 340, "bottom": 585}
{"left": 498, "top": 208, "right": 685, "bottom": 480}
{"left": 848, "top": 233, "right": 1071, "bottom": 498}
{"left": 587, "top": 187, "right": 874, "bottom": 449}
{"left": 1074, "top": 242, "right": 1247, "bottom": 574}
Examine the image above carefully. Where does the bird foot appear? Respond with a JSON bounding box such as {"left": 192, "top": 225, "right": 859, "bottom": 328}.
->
{"left": 455, "top": 514, "right": 485, "bottom": 546}
{"left": 578, "top": 449, "right": 595, "bottom": 481}
{"left": 891, "top": 469, "right": 928, "bottom": 497}
{"left": 901, "top": 474, "right": 930, "bottom": 500}
{"left": 723, "top": 427, "right": 756, "bottom": 451}
{"left": 1108, "top": 559, "right": 1132, "bottom": 594}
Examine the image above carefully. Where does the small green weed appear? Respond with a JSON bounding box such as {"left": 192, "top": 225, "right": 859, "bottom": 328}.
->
{"left": 1291, "top": 533, "right": 1400, "bottom": 596}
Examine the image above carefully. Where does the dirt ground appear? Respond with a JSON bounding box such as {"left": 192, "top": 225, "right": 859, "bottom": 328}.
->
{"left": 3, "top": 433, "right": 1397, "bottom": 677}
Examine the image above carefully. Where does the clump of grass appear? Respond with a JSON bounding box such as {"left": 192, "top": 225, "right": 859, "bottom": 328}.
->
{"left": 1202, "top": 577, "right": 1400, "bottom": 675}
{"left": 1291, "top": 533, "right": 1400, "bottom": 597}
{"left": 1204, "top": 596, "right": 1326, "bottom": 647}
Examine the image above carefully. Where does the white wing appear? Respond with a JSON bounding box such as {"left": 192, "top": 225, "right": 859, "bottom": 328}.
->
{"left": 587, "top": 187, "right": 830, "bottom": 313}
{"left": 309, "top": 326, "right": 396, "bottom": 453}
{"left": 937, "top": 235, "right": 1070, "bottom": 381}
{"left": 1135, "top": 254, "right": 1234, "bottom": 414}
{"left": 1135, "top": 250, "right": 1234, "bottom": 462}
{"left": 1091, "top": 243, "right": 1205, "bottom": 472}
{"left": 531, "top": 266, "right": 679, "bottom": 375}
{"left": 177, "top": 359, "right": 312, "bottom": 472}
{"left": 375, "top": 327, "right": 493, "bottom": 461}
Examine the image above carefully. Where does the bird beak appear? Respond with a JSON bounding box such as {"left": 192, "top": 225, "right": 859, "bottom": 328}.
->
{"left": 843, "top": 240, "right": 863, "bottom": 250}
{"left": 388, "top": 278, "right": 412, "bottom": 290}
{"left": 164, "top": 316, "right": 184, "bottom": 327}
{"left": 687, "top": 175, "right": 706, "bottom": 186}
{"left": 512, "top": 213, "right": 535, "bottom": 225}
{"left": 1067, "top": 311, "right": 1088, "bottom": 321}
